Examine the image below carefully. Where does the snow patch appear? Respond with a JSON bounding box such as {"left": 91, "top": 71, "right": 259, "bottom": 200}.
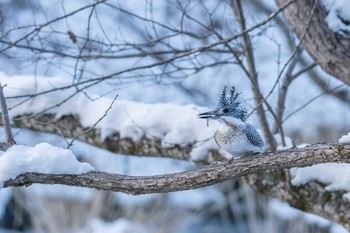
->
{"left": 269, "top": 199, "right": 349, "bottom": 233}
{"left": 1, "top": 73, "right": 219, "bottom": 161}
{"left": 339, "top": 132, "right": 350, "bottom": 144}
{"left": 291, "top": 163, "right": 350, "bottom": 194}
{"left": 322, "top": 0, "right": 350, "bottom": 36}
{"left": 0, "top": 142, "right": 94, "bottom": 188}
{"left": 82, "top": 218, "right": 149, "bottom": 233}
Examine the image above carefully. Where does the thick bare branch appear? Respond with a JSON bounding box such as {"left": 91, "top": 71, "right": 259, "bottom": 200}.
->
{"left": 3, "top": 143, "right": 350, "bottom": 194}
{"left": 4, "top": 140, "right": 349, "bottom": 227}
{"left": 275, "top": 0, "right": 350, "bottom": 87}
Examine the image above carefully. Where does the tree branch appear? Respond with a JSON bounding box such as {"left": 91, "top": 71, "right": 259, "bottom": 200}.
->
{"left": 247, "top": 171, "right": 350, "bottom": 230}
{"left": 8, "top": 113, "right": 350, "bottom": 229}
{"left": 274, "top": 0, "right": 350, "bottom": 87}
{"left": 0, "top": 83, "right": 15, "bottom": 149}
{"left": 4, "top": 143, "right": 350, "bottom": 194}
{"left": 231, "top": 0, "right": 277, "bottom": 151}
{"left": 12, "top": 114, "right": 207, "bottom": 162}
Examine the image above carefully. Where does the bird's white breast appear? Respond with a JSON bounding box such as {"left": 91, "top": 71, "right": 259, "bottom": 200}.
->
{"left": 214, "top": 119, "right": 263, "bottom": 157}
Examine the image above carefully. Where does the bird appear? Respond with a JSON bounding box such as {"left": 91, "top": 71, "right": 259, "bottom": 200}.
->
{"left": 198, "top": 86, "right": 265, "bottom": 157}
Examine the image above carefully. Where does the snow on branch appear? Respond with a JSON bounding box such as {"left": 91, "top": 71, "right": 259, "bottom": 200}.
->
{"left": 0, "top": 143, "right": 94, "bottom": 187}
{"left": 3, "top": 143, "right": 350, "bottom": 194}
{"left": 275, "top": 0, "right": 350, "bottom": 87}
{"left": 2, "top": 74, "right": 225, "bottom": 162}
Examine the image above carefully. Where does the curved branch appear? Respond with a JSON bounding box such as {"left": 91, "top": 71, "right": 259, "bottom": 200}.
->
{"left": 4, "top": 143, "right": 350, "bottom": 194}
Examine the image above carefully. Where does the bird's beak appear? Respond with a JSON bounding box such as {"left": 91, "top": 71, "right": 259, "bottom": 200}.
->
{"left": 198, "top": 110, "right": 219, "bottom": 119}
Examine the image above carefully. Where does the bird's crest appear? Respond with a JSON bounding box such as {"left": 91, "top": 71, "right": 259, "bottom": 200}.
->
{"left": 218, "top": 86, "right": 247, "bottom": 121}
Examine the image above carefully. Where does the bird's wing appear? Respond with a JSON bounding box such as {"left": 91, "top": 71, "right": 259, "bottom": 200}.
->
{"left": 243, "top": 123, "right": 264, "bottom": 148}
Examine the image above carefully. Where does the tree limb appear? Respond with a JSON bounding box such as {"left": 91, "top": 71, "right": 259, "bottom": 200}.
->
{"left": 12, "top": 114, "right": 224, "bottom": 163}
{"left": 247, "top": 171, "right": 350, "bottom": 229}
{"left": 4, "top": 143, "right": 350, "bottom": 194}
{"left": 0, "top": 83, "right": 15, "bottom": 149}
{"left": 231, "top": 0, "right": 276, "bottom": 151}
{"left": 274, "top": 0, "right": 350, "bottom": 87}
{"left": 9, "top": 114, "right": 350, "bottom": 229}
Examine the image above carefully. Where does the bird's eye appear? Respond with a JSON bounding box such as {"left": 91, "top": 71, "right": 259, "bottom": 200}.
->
{"left": 223, "top": 108, "right": 229, "bottom": 113}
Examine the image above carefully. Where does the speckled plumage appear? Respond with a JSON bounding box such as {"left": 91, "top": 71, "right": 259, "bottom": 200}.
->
{"left": 243, "top": 123, "right": 265, "bottom": 148}
{"left": 198, "top": 86, "right": 265, "bottom": 157}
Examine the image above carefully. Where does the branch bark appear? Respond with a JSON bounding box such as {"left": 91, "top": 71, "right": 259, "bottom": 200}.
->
{"left": 4, "top": 143, "right": 350, "bottom": 194}
{"left": 274, "top": 0, "right": 350, "bottom": 87}
{"left": 0, "top": 83, "right": 15, "bottom": 147}
{"left": 9, "top": 114, "right": 350, "bottom": 229}
{"left": 4, "top": 142, "right": 350, "bottom": 228}
{"left": 247, "top": 171, "right": 350, "bottom": 229}
{"left": 231, "top": 0, "right": 277, "bottom": 151}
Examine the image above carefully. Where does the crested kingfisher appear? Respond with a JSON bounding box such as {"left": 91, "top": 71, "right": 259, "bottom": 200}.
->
{"left": 198, "top": 86, "right": 265, "bottom": 157}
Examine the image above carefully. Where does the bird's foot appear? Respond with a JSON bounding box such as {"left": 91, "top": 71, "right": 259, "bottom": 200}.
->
{"left": 228, "top": 156, "right": 236, "bottom": 162}
{"left": 228, "top": 151, "right": 259, "bottom": 162}
{"left": 242, "top": 151, "right": 260, "bottom": 159}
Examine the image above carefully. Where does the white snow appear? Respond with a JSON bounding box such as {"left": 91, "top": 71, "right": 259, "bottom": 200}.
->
{"left": 0, "top": 128, "right": 223, "bottom": 210}
{"left": 0, "top": 142, "right": 94, "bottom": 188}
{"left": 339, "top": 132, "right": 350, "bottom": 143}
{"left": 81, "top": 218, "right": 149, "bottom": 233}
{"left": 269, "top": 199, "right": 349, "bottom": 233}
{"left": 0, "top": 73, "right": 220, "bottom": 161}
{"left": 291, "top": 163, "right": 350, "bottom": 195}
{"left": 322, "top": 0, "right": 350, "bottom": 36}
{"left": 285, "top": 133, "right": 350, "bottom": 199}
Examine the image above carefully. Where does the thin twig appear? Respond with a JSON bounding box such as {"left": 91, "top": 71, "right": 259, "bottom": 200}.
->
{"left": 283, "top": 84, "right": 345, "bottom": 122}
{"left": 32, "top": 120, "right": 70, "bottom": 146}
{"left": 262, "top": 0, "right": 319, "bottom": 107}
{"left": 0, "top": 1, "right": 106, "bottom": 54}
{"left": 6, "top": 0, "right": 294, "bottom": 105}
{"left": 67, "top": 93, "right": 119, "bottom": 148}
